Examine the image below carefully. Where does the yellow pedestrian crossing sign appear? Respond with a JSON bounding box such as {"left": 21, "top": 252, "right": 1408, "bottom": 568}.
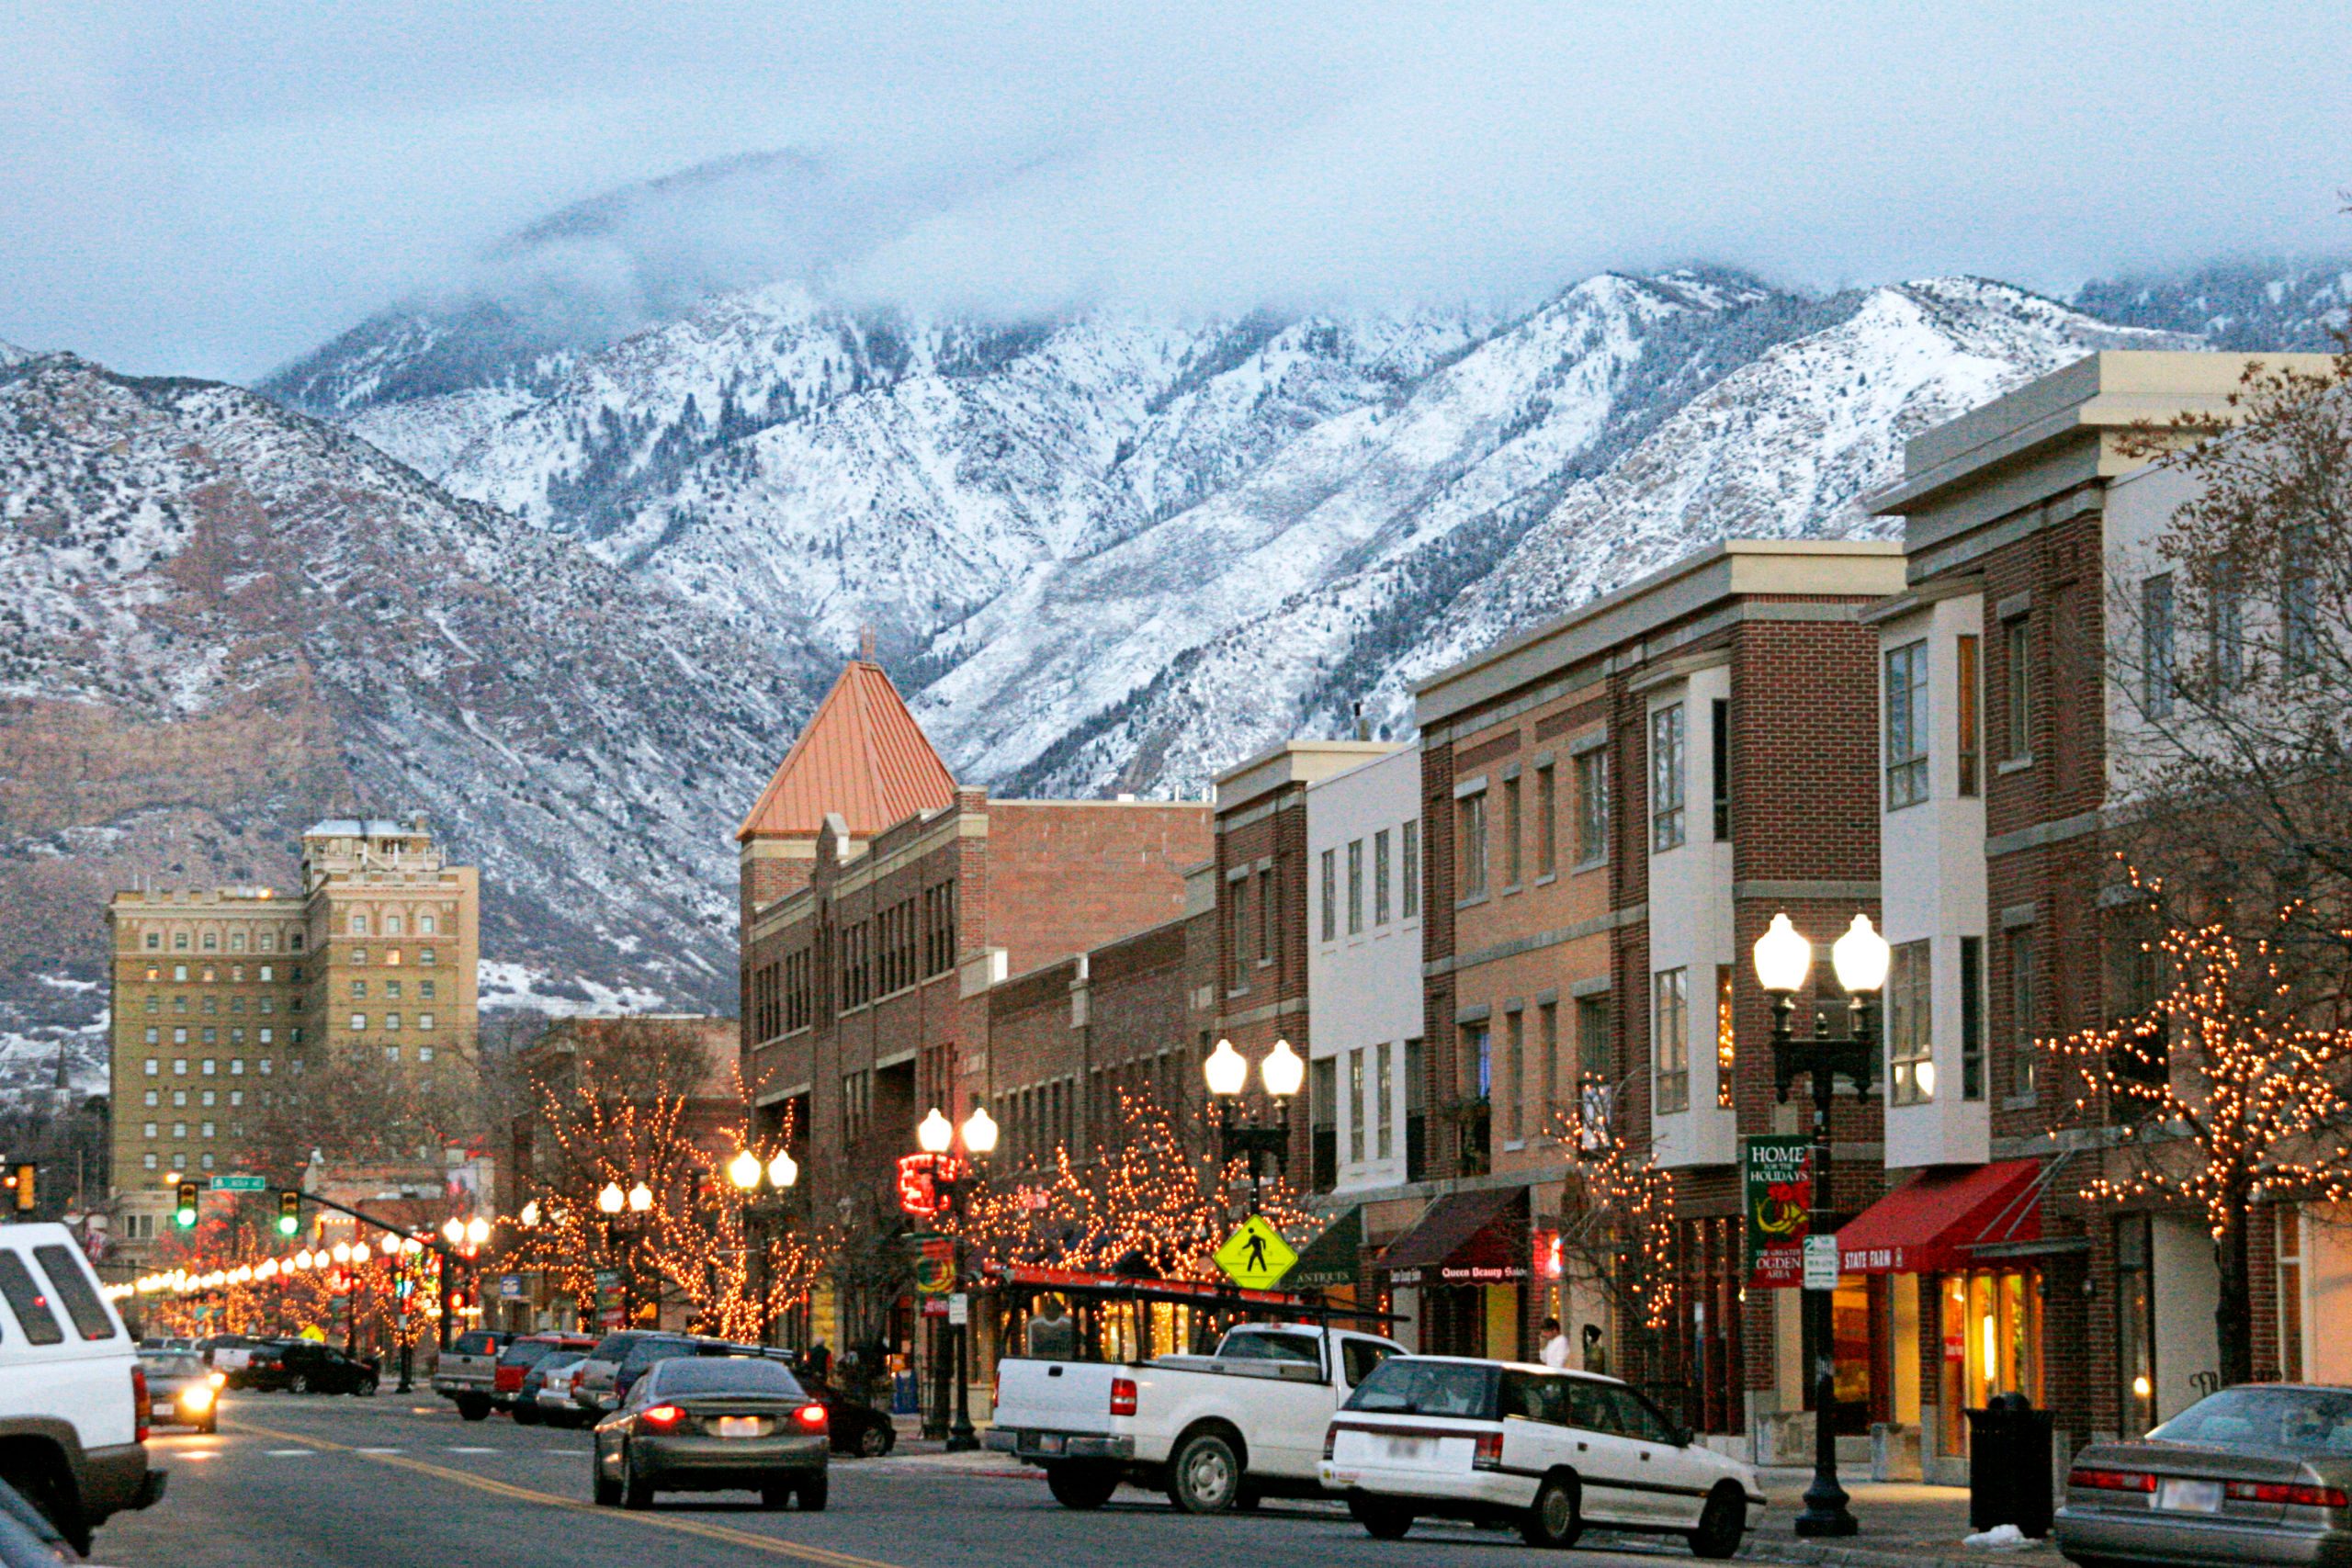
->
{"left": 1215, "top": 1215, "right": 1297, "bottom": 1290}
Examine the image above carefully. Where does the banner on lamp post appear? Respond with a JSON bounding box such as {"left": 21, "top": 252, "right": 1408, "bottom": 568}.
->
{"left": 1742, "top": 1134, "right": 1811, "bottom": 1289}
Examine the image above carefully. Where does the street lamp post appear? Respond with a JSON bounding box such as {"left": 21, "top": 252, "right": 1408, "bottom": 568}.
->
{"left": 727, "top": 1145, "right": 799, "bottom": 1342}
{"left": 917, "top": 1103, "right": 999, "bottom": 1453}
{"left": 1753, "top": 910, "right": 1889, "bottom": 1540}
{"left": 1203, "top": 1037, "right": 1305, "bottom": 1212}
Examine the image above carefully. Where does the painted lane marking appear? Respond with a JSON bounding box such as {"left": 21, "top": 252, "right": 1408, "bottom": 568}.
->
{"left": 447, "top": 1446, "right": 500, "bottom": 1454}
{"left": 226, "top": 1418, "right": 899, "bottom": 1568}
{"left": 265, "top": 1449, "right": 316, "bottom": 1457}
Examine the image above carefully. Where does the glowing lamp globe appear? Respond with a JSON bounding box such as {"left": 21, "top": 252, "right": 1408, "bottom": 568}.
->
{"left": 442, "top": 1216, "right": 467, "bottom": 1245}
{"left": 596, "top": 1182, "right": 625, "bottom": 1215}
{"left": 1831, "top": 912, "right": 1892, "bottom": 995}
{"left": 961, "top": 1104, "right": 1000, "bottom": 1156}
{"left": 519, "top": 1200, "right": 541, "bottom": 1228}
{"left": 767, "top": 1151, "right": 799, "bottom": 1190}
{"left": 1203, "top": 1038, "right": 1248, "bottom": 1099}
{"left": 380, "top": 1235, "right": 401, "bottom": 1258}
{"left": 729, "top": 1149, "right": 763, "bottom": 1191}
{"left": 627, "top": 1182, "right": 652, "bottom": 1213}
{"left": 916, "top": 1107, "right": 955, "bottom": 1155}
{"left": 1261, "top": 1038, "right": 1306, "bottom": 1100}
{"left": 1753, "top": 913, "right": 1813, "bottom": 995}
{"left": 465, "top": 1217, "right": 491, "bottom": 1247}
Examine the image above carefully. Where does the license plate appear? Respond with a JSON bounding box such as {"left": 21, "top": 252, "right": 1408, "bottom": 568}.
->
{"left": 153, "top": 1403, "right": 175, "bottom": 1418}
{"left": 1039, "top": 1433, "right": 1065, "bottom": 1454}
{"left": 716, "top": 1416, "right": 765, "bottom": 1438}
{"left": 2161, "top": 1479, "right": 2223, "bottom": 1514}
{"left": 1382, "top": 1436, "right": 1433, "bottom": 1461}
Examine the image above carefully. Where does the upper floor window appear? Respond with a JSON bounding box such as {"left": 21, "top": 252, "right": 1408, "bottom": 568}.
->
{"left": 1649, "top": 705, "right": 1686, "bottom": 852}
{"left": 1458, "top": 790, "right": 1488, "bottom": 898}
{"left": 1885, "top": 640, "right": 1929, "bottom": 809}
{"left": 174, "top": 932, "right": 188, "bottom": 951}
{"left": 350, "top": 915, "right": 368, "bottom": 936}
{"left": 1257, "top": 867, "right": 1276, "bottom": 964}
{"left": 1653, "top": 968, "right": 1689, "bottom": 1113}
{"left": 1575, "top": 747, "right": 1610, "bottom": 866}
{"left": 1887, "top": 940, "right": 1933, "bottom": 1104}
{"left": 1400, "top": 819, "right": 1420, "bottom": 919}
{"left": 2141, "top": 573, "right": 2176, "bottom": 718}
{"left": 1227, "top": 875, "right": 1251, "bottom": 991}
{"left": 1501, "top": 774, "right": 1522, "bottom": 887}
{"left": 1711, "top": 699, "right": 1732, "bottom": 840}
{"left": 1320, "top": 849, "right": 1337, "bottom": 942}
{"left": 419, "top": 914, "right": 437, "bottom": 936}
{"left": 1956, "top": 635, "right": 1981, "bottom": 796}
{"left": 1374, "top": 828, "right": 1392, "bottom": 924}
{"left": 1535, "top": 763, "right": 1557, "bottom": 875}
{"left": 2004, "top": 616, "right": 2031, "bottom": 760}
{"left": 145, "top": 932, "right": 160, "bottom": 950}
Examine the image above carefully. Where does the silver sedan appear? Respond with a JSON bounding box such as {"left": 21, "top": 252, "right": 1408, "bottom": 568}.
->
{"left": 2057, "top": 1385, "right": 2352, "bottom": 1568}
{"left": 592, "top": 1354, "right": 830, "bottom": 1511}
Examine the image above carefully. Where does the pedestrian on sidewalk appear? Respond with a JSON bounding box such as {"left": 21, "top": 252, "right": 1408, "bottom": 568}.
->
{"left": 1540, "top": 1316, "right": 1571, "bottom": 1369}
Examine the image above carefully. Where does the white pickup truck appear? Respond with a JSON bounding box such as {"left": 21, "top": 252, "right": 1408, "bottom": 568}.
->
{"left": 985, "top": 1321, "right": 1404, "bottom": 1513}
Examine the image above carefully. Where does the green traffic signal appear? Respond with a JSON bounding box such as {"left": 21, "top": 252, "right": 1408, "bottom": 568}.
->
{"left": 277, "top": 1189, "right": 302, "bottom": 1235}
{"left": 175, "top": 1179, "right": 199, "bottom": 1228}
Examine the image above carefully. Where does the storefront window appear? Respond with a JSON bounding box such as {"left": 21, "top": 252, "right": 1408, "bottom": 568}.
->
{"left": 1939, "top": 1267, "right": 2044, "bottom": 1454}
{"left": 2118, "top": 1217, "right": 2155, "bottom": 1437}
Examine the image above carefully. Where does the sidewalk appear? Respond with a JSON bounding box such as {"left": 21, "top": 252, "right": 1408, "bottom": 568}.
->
{"left": 1743, "top": 1472, "right": 2066, "bottom": 1568}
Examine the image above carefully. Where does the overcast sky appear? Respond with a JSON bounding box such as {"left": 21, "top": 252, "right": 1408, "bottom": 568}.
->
{"left": 5, "top": 2, "right": 2348, "bottom": 381}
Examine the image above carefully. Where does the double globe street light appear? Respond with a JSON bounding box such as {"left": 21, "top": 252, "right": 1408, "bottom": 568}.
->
{"left": 1752, "top": 909, "right": 1891, "bottom": 1540}
{"left": 1203, "top": 1036, "right": 1305, "bottom": 1212}
{"left": 914, "top": 1102, "right": 999, "bottom": 1452}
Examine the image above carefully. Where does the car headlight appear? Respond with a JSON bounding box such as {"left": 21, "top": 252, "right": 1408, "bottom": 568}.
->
{"left": 180, "top": 1383, "right": 217, "bottom": 1412}
{"left": 208, "top": 1371, "right": 227, "bottom": 1389}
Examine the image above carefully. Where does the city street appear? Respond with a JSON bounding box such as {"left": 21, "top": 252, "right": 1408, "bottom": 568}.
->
{"left": 95, "top": 1393, "right": 1713, "bottom": 1568}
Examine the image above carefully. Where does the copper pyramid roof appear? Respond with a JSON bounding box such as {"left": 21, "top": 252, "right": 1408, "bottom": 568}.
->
{"left": 736, "top": 661, "right": 958, "bottom": 843}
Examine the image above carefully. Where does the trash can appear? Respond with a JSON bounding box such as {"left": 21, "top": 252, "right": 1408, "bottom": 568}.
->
{"left": 1966, "top": 1392, "right": 2054, "bottom": 1538}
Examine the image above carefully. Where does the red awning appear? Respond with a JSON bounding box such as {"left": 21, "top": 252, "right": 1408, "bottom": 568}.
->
{"left": 1837, "top": 1160, "right": 2043, "bottom": 1275}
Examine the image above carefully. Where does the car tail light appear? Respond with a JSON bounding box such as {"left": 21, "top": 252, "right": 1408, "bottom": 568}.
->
{"left": 1473, "top": 1431, "right": 1504, "bottom": 1472}
{"left": 1109, "top": 1377, "right": 1137, "bottom": 1417}
{"left": 2226, "top": 1480, "right": 2349, "bottom": 1508}
{"left": 795, "top": 1403, "right": 829, "bottom": 1432}
{"left": 131, "top": 1365, "right": 150, "bottom": 1444}
{"left": 1322, "top": 1425, "right": 1339, "bottom": 1461}
{"left": 640, "top": 1404, "right": 684, "bottom": 1430}
{"left": 2070, "top": 1468, "right": 2156, "bottom": 1494}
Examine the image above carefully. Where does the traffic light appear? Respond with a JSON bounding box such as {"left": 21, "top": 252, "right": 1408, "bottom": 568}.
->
{"left": 175, "top": 1180, "right": 199, "bottom": 1229}
{"left": 277, "top": 1190, "right": 302, "bottom": 1236}
{"left": 3, "top": 1163, "right": 32, "bottom": 1213}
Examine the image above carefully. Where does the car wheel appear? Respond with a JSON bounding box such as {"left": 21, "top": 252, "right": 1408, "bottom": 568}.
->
{"left": 1689, "top": 1481, "right": 1747, "bottom": 1561}
{"left": 797, "top": 1473, "right": 829, "bottom": 1512}
{"left": 592, "top": 1448, "right": 621, "bottom": 1507}
{"left": 855, "top": 1423, "right": 889, "bottom": 1459}
{"left": 457, "top": 1395, "right": 491, "bottom": 1422}
{"left": 1167, "top": 1428, "right": 1242, "bottom": 1515}
{"left": 1046, "top": 1461, "right": 1121, "bottom": 1510}
{"left": 1349, "top": 1494, "right": 1414, "bottom": 1540}
{"left": 1522, "top": 1472, "right": 1582, "bottom": 1549}
{"left": 621, "top": 1443, "right": 655, "bottom": 1510}
{"left": 761, "top": 1480, "right": 793, "bottom": 1510}
{"left": 359, "top": 1377, "right": 379, "bottom": 1398}
{"left": 288, "top": 1373, "right": 310, "bottom": 1395}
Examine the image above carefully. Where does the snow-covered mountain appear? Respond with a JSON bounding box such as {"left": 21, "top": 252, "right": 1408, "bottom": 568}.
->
{"left": 0, "top": 351, "right": 820, "bottom": 1100}
{"left": 14, "top": 151, "right": 2346, "bottom": 1106}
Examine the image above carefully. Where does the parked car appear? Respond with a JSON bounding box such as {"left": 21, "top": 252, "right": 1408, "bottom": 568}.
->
{"left": 433, "top": 1328, "right": 514, "bottom": 1420}
{"left": 278, "top": 1341, "right": 379, "bottom": 1396}
{"left": 137, "top": 1350, "right": 223, "bottom": 1434}
{"left": 799, "top": 1379, "right": 897, "bottom": 1458}
{"left": 524, "top": 1352, "right": 589, "bottom": 1427}
{"left": 1318, "top": 1355, "right": 1761, "bottom": 1552}
{"left": 0, "top": 1222, "right": 167, "bottom": 1556}
{"left": 573, "top": 1332, "right": 702, "bottom": 1420}
{"left": 2057, "top": 1383, "right": 2352, "bottom": 1568}
{"left": 228, "top": 1337, "right": 300, "bottom": 1392}
{"left": 592, "top": 1355, "right": 829, "bottom": 1511}
{"left": 200, "top": 1333, "right": 273, "bottom": 1387}
{"left": 989, "top": 1317, "right": 1406, "bottom": 1513}
{"left": 494, "top": 1333, "right": 598, "bottom": 1421}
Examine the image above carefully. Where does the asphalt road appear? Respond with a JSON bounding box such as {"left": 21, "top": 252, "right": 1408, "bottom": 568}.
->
{"left": 94, "top": 1391, "right": 1719, "bottom": 1568}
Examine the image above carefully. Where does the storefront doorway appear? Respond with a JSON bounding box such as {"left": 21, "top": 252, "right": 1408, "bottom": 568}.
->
{"left": 1937, "top": 1267, "right": 2041, "bottom": 1457}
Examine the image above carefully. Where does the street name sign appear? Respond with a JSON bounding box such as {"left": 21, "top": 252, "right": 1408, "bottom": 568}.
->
{"left": 210, "top": 1174, "right": 268, "bottom": 1192}
{"left": 1215, "top": 1215, "right": 1296, "bottom": 1290}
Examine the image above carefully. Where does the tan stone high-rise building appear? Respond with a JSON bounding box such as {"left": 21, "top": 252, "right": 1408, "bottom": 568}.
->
{"left": 105, "top": 817, "right": 479, "bottom": 1253}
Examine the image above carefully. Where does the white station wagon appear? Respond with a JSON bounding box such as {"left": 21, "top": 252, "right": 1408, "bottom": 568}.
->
{"left": 1319, "top": 1355, "right": 1763, "bottom": 1552}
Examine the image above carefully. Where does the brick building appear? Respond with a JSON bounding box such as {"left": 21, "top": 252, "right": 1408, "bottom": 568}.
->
{"left": 1395, "top": 539, "right": 1907, "bottom": 1440}
{"left": 104, "top": 817, "right": 480, "bottom": 1262}
{"left": 1860, "top": 349, "right": 2341, "bottom": 1481}
{"left": 736, "top": 660, "right": 1212, "bottom": 1225}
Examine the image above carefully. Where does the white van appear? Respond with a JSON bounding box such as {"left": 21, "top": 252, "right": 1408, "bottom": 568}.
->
{"left": 0, "top": 1223, "right": 165, "bottom": 1554}
{"left": 1320, "top": 1354, "right": 1762, "bottom": 1553}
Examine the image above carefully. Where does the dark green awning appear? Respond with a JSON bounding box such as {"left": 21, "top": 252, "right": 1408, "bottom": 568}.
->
{"left": 1285, "top": 1206, "right": 1364, "bottom": 1289}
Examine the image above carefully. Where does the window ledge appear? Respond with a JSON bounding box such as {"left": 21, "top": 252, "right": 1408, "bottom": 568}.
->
{"left": 1571, "top": 858, "right": 1607, "bottom": 875}
{"left": 1533, "top": 872, "right": 1559, "bottom": 887}
{"left": 2001, "top": 1091, "right": 2039, "bottom": 1110}
{"left": 1885, "top": 795, "right": 1929, "bottom": 814}
{"left": 1997, "top": 756, "right": 2035, "bottom": 776}
{"left": 1455, "top": 893, "right": 1490, "bottom": 911}
{"left": 1500, "top": 882, "right": 1523, "bottom": 897}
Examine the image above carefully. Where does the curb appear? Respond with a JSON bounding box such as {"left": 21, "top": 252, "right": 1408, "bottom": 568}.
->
{"left": 1745, "top": 1539, "right": 2063, "bottom": 1568}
